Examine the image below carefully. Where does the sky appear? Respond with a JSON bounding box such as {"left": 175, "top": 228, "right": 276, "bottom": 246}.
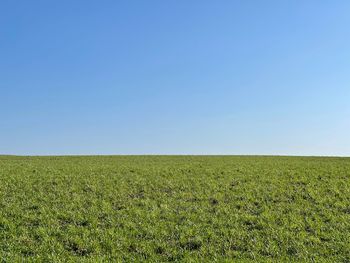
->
{"left": 1, "top": 1, "right": 350, "bottom": 156}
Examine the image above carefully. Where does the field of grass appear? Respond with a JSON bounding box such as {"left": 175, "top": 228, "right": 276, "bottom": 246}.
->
{"left": 0, "top": 155, "right": 349, "bottom": 262}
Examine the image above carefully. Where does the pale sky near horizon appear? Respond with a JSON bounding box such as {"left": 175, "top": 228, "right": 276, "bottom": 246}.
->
{"left": 1, "top": 1, "right": 350, "bottom": 156}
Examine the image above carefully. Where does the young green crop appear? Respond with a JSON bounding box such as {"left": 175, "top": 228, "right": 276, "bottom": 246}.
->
{"left": 0, "top": 155, "right": 349, "bottom": 262}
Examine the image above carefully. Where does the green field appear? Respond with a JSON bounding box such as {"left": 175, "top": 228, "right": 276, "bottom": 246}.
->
{"left": 0, "top": 156, "right": 349, "bottom": 262}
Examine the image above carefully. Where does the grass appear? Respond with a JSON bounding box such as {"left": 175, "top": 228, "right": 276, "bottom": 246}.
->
{"left": 0, "top": 155, "right": 349, "bottom": 262}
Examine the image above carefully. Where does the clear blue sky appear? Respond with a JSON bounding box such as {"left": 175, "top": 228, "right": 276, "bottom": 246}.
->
{"left": 1, "top": 1, "right": 350, "bottom": 156}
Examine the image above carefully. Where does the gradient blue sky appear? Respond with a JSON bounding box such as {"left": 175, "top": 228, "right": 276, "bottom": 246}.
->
{"left": 1, "top": 1, "right": 350, "bottom": 156}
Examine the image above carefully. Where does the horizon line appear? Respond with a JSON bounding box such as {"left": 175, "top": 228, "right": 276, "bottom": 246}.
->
{"left": 1, "top": 154, "right": 349, "bottom": 158}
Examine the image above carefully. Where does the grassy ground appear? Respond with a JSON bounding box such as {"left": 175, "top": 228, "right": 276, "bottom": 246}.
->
{"left": 0, "top": 155, "right": 349, "bottom": 262}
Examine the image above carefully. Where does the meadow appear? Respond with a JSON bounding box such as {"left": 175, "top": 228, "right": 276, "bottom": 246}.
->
{"left": 0, "top": 155, "right": 349, "bottom": 262}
